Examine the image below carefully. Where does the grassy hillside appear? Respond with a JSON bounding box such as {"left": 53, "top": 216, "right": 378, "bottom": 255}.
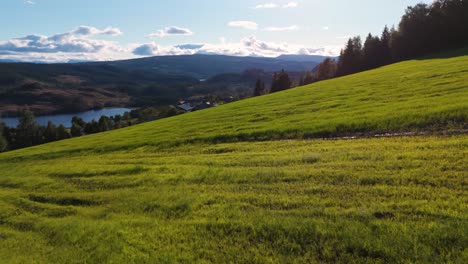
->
{"left": 0, "top": 136, "right": 466, "bottom": 263}
{"left": 0, "top": 54, "right": 467, "bottom": 262}
{"left": 4, "top": 53, "right": 466, "bottom": 155}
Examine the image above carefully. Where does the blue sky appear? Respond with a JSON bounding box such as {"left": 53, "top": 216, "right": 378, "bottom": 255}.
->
{"left": 0, "top": 0, "right": 432, "bottom": 62}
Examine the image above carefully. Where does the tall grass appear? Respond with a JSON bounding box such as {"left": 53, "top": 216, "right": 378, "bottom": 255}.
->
{"left": 0, "top": 136, "right": 467, "bottom": 262}
{"left": 0, "top": 53, "right": 467, "bottom": 262}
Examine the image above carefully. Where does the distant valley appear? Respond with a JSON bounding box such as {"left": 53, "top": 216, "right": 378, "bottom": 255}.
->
{"left": 0, "top": 54, "right": 324, "bottom": 116}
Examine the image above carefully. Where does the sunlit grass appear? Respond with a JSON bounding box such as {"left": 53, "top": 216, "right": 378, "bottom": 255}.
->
{"left": 2, "top": 54, "right": 467, "bottom": 159}
{"left": 0, "top": 54, "right": 467, "bottom": 262}
{"left": 0, "top": 136, "right": 467, "bottom": 262}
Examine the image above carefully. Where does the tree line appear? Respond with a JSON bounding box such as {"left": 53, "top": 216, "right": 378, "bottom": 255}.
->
{"left": 0, "top": 107, "right": 181, "bottom": 152}
{"left": 291, "top": 0, "right": 468, "bottom": 87}
{"left": 253, "top": 1, "right": 466, "bottom": 98}
{"left": 254, "top": 69, "right": 294, "bottom": 96}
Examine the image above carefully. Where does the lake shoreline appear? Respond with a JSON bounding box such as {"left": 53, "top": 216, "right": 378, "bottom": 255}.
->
{"left": 1, "top": 108, "right": 134, "bottom": 128}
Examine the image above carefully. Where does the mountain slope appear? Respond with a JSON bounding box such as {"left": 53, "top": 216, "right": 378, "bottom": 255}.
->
{"left": 0, "top": 53, "right": 467, "bottom": 263}
{"left": 277, "top": 54, "right": 337, "bottom": 62}
{"left": 96, "top": 54, "right": 322, "bottom": 79}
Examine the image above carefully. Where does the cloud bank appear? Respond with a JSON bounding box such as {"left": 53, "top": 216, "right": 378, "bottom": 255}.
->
{"left": 228, "top": 21, "right": 259, "bottom": 30}
{"left": 72, "top": 26, "right": 122, "bottom": 36}
{"left": 0, "top": 26, "right": 341, "bottom": 62}
{"left": 228, "top": 21, "right": 299, "bottom": 32}
{"left": 255, "top": 2, "right": 298, "bottom": 9}
{"left": 0, "top": 26, "right": 125, "bottom": 62}
{"left": 132, "top": 36, "right": 341, "bottom": 58}
{"left": 255, "top": 3, "right": 278, "bottom": 9}
{"left": 282, "top": 2, "right": 298, "bottom": 8}
{"left": 264, "top": 25, "right": 299, "bottom": 32}
{"left": 149, "top": 26, "right": 194, "bottom": 38}
{"left": 0, "top": 26, "right": 122, "bottom": 54}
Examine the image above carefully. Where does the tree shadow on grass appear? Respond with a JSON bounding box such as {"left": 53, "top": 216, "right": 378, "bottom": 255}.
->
{"left": 416, "top": 47, "right": 468, "bottom": 60}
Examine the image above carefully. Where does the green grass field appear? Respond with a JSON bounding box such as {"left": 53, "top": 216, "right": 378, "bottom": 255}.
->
{"left": 0, "top": 53, "right": 467, "bottom": 263}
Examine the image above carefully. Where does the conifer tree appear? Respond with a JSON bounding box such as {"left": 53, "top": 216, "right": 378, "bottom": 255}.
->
{"left": 270, "top": 70, "right": 292, "bottom": 93}
{"left": 337, "top": 37, "right": 363, "bottom": 77}
{"left": 254, "top": 78, "right": 266, "bottom": 96}
{"left": 16, "top": 108, "right": 39, "bottom": 148}
{"left": 0, "top": 122, "right": 7, "bottom": 152}
{"left": 44, "top": 121, "right": 58, "bottom": 143}
{"left": 380, "top": 26, "right": 392, "bottom": 65}
{"left": 362, "top": 33, "right": 382, "bottom": 70}
{"left": 300, "top": 71, "right": 316, "bottom": 86}
{"left": 71, "top": 116, "right": 86, "bottom": 137}
{"left": 56, "top": 125, "right": 71, "bottom": 140}
{"left": 316, "top": 58, "right": 338, "bottom": 80}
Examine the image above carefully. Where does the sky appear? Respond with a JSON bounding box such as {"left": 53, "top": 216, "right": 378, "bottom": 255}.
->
{"left": 0, "top": 0, "right": 433, "bottom": 62}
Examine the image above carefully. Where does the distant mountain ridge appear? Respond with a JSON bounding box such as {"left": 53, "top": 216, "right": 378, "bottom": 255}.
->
{"left": 91, "top": 54, "right": 326, "bottom": 79}
{"left": 0, "top": 54, "right": 330, "bottom": 71}
{"left": 276, "top": 54, "right": 337, "bottom": 63}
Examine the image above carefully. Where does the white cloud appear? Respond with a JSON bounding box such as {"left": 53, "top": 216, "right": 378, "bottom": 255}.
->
{"left": 72, "top": 26, "right": 122, "bottom": 36}
{"left": 0, "top": 26, "right": 342, "bottom": 63}
{"left": 322, "top": 26, "right": 330, "bottom": 31}
{"left": 0, "top": 26, "right": 125, "bottom": 62}
{"left": 255, "top": 3, "right": 278, "bottom": 9}
{"left": 24, "top": 0, "right": 35, "bottom": 5}
{"left": 336, "top": 35, "right": 352, "bottom": 39}
{"left": 264, "top": 25, "right": 299, "bottom": 32}
{"left": 228, "top": 21, "right": 259, "bottom": 30}
{"left": 133, "top": 36, "right": 341, "bottom": 58}
{"left": 283, "top": 2, "right": 298, "bottom": 8}
{"left": 297, "top": 47, "right": 341, "bottom": 57}
{"left": 148, "top": 26, "right": 194, "bottom": 38}
{"left": 0, "top": 51, "right": 128, "bottom": 63}
{"left": 132, "top": 42, "right": 194, "bottom": 56}
{"left": 254, "top": 2, "right": 298, "bottom": 9}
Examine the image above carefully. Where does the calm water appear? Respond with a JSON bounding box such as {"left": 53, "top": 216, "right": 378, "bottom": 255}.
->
{"left": 1, "top": 108, "right": 132, "bottom": 128}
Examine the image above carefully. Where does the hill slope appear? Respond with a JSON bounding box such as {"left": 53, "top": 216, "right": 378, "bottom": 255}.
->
{"left": 0, "top": 54, "right": 467, "bottom": 262}
{"left": 96, "top": 54, "right": 321, "bottom": 79}
{"left": 4, "top": 53, "right": 466, "bottom": 155}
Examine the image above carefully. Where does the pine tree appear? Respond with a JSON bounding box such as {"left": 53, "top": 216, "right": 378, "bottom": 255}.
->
{"left": 380, "top": 26, "right": 392, "bottom": 65}
{"left": 44, "top": 121, "right": 58, "bottom": 142}
{"left": 98, "top": 116, "right": 114, "bottom": 132}
{"left": 270, "top": 70, "right": 292, "bottom": 93}
{"left": 254, "top": 78, "right": 266, "bottom": 96}
{"left": 84, "top": 120, "right": 99, "bottom": 134}
{"left": 56, "top": 125, "right": 71, "bottom": 140}
{"left": 16, "top": 108, "right": 39, "bottom": 148}
{"left": 316, "top": 58, "right": 338, "bottom": 80}
{"left": 300, "top": 71, "right": 317, "bottom": 86}
{"left": 395, "top": 3, "right": 431, "bottom": 59}
{"left": 71, "top": 116, "right": 86, "bottom": 137}
{"left": 0, "top": 122, "right": 7, "bottom": 152}
{"left": 337, "top": 37, "right": 363, "bottom": 77}
{"left": 363, "top": 33, "right": 382, "bottom": 70}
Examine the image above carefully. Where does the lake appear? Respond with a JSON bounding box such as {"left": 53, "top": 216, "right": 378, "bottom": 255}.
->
{"left": 1, "top": 108, "right": 133, "bottom": 128}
